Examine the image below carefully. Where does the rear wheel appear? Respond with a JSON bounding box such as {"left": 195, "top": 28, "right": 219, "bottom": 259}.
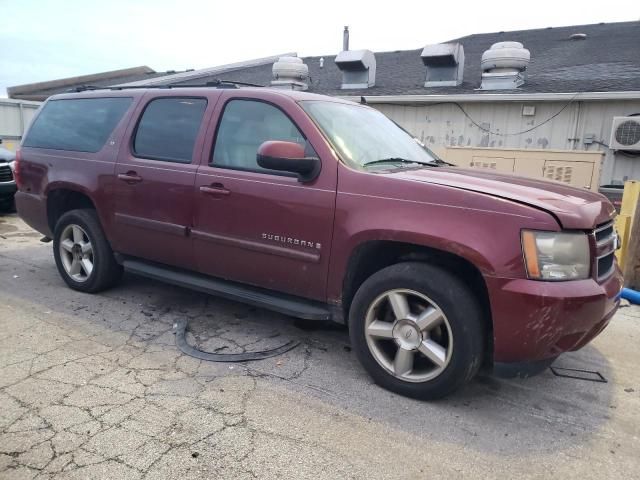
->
{"left": 349, "top": 262, "right": 484, "bottom": 400}
{"left": 53, "top": 209, "right": 122, "bottom": 293}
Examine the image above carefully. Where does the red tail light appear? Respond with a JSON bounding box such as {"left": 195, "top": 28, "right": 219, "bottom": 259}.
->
{"left": 13, "top": 148, "right": 22, "bottom": 189}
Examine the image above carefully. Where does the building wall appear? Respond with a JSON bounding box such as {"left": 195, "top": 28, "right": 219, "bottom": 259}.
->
{"left": 374, "top": 99, "right": 640, "bottom": 186}
{"left": 0, "top": 99, "right": 41, "bottom": 150}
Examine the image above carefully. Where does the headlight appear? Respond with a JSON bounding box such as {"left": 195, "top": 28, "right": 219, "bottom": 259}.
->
{"left": 521, "top": 230, "right": 590, "bottom": 281}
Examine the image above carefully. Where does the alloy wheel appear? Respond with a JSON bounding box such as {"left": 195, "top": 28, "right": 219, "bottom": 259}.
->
{"left": 59, "top": 224, "right": 94, "bottom": 282}
{"left": 364, "top": 289, "right": 453, "bottom": 382}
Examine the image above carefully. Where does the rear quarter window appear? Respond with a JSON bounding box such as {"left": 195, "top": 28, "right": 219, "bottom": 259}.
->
{"left": 23, "top": 97, "right": 132, "bottom": 153}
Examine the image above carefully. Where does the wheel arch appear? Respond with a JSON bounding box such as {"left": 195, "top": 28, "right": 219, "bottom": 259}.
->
{"left": 341, "top": 239, "right": 493, "bottom": 363}
{"left": 46, "top": 185, "right": 99, "bottom": 233}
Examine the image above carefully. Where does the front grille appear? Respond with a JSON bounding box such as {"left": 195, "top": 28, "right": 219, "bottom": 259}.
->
{"left": 593, "top": 221, "right": 617, "bottom": 281}
{"left": 0, "top": 165, "right": 12, "bottom": 182}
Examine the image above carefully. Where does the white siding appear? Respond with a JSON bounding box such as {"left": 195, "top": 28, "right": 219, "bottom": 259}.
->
{"left": 374, "top": 99, "right": 640, "bottom": 185}
{"left": 0, "top": 99, "right": 41, "bottom": 149}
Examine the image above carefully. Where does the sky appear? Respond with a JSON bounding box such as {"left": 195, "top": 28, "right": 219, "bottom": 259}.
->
{"left": 1, "top": 0, "right": 638, "bottom": 97}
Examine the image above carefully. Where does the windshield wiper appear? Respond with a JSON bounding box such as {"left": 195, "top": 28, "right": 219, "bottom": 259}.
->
{"left": 432, "top": 158, "right": 455, "bottom": 166}
{"left": 363, "top": 157, "right": 439, "bottom": 168}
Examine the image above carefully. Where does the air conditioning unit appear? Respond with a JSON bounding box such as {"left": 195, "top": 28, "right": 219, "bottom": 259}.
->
{"left": 610, "top": 117, "right": 640, "bottom": 151}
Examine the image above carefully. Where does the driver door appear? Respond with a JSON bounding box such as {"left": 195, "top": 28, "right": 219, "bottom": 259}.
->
{"left": 192, "top": 93, "right": 337, "bottom": 301}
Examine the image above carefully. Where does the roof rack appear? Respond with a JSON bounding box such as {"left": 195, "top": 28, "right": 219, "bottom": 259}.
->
{"left": 69, "top": 79, "right": 264, "bottom": 93}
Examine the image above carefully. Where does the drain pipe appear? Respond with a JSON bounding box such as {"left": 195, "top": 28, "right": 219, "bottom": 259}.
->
{"left": 621, "top": 288, "right": 640, "bottom": 305}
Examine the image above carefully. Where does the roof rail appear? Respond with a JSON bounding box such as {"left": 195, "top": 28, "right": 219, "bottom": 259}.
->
{"left": 69, "top": 79, "right": 264, "bottom": 93}
{"left": 69, "top": 85, "right": 100, "bottom": 93}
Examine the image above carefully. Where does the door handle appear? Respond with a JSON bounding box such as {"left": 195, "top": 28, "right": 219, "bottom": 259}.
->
{"left": 200, "top": 184, "right": 231, "bottom": 196}
{"left": 117, "top": 172, "right": 143, "bottom": 184}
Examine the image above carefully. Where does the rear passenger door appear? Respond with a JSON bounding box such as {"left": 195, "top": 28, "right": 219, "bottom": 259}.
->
{"left": 111, "top": 94, "right": 211, "bottom": 269}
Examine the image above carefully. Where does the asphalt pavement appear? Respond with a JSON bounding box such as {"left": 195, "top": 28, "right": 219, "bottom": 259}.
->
{"left": 1, "top": 213, "right": 639, "bottom": 479}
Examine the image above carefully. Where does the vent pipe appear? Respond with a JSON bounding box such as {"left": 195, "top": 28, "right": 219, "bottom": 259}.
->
{"left": 271, "top": 56, "right": 309, "bottom": 91}
{"left": 480, "top": 41, "right": 530, "bottom": 90}
{"left": 343, "top": 26, "right": 349, "bottom": 51}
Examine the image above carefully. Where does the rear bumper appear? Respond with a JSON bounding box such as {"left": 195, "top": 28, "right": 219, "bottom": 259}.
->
{"left": 486, "top": 268, "right": 622, "bottom": 364}
{"left": 15, "top": 191, "right": 51, "bottom": 236}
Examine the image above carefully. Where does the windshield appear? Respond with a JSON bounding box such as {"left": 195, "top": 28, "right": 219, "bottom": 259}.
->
{"left": 300, "top": 100, "right": 439, "bottom": 170}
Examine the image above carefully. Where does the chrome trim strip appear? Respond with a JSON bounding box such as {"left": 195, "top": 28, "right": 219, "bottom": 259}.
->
{"left": 593, "top": 221, "right": 616, "bottom": 282}
{"left": 191, "top": 230, "right": 321, "bottom": 264}
{"left": 114, "top": 213, "right": 187, "bottom": 237}
{"left": 597, "top": 262, "right": 616, "bottom": 282}
{"left": 594, "top": 221, "right": 614, "bottom": 233}
{"left": 596, "top": 236, "right": 616, "bottom": 248}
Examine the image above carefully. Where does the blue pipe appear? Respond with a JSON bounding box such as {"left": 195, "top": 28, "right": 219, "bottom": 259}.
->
{"left": 621, "top": 288, "right": 640, "bottom": 305}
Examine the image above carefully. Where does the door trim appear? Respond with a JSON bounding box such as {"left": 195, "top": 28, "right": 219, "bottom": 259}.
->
{"left": 114, "top": 213, "right": 187, "bottom": 236}
{"left": 190, "top": 229, "right": 321, "bottom": 263}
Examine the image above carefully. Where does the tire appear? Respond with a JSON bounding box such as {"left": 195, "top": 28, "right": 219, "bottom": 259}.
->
{"left": 53, "top": 209, "right": 122, "bottom": 293}
{"left": 349, "top": 262, "right": 484, "bottom": 400}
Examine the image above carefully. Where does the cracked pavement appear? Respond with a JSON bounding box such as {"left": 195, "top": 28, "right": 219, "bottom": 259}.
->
{"left": 1, "top": 213, "right": 639, "bottom": 479}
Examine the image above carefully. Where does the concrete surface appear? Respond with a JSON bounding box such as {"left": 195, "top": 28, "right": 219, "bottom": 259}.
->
{"left": 1, "top": 213, "right": 639, "bottom": 479}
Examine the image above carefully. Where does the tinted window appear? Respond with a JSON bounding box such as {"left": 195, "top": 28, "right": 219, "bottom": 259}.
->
{"left": 212, "top": 100, "right": 313, "bottom": 173}
{"left": 134, "top": 98, "right": 207, "bottom": 163}
{"left": 23, "top": 97, "right": 132, "bottom": 152}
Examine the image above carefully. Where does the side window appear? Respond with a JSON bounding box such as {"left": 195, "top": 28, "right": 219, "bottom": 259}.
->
{"left": 212, "top": 99, "right": 314, "bottom": 173}
{"left": 23, "top": 97, "right": 132, "bottom": 152}
{"left": 133, "top": 97, "right": 207, "bottom": 163}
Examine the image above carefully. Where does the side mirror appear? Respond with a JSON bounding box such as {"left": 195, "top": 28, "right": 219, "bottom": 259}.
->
{"left": 256, "top": 141, "right": 320, "bottom": 182}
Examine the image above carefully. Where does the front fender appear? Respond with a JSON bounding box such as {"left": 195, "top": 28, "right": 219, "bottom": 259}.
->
{"left": 326, "top": 184, "right": 557, "bottom": 304}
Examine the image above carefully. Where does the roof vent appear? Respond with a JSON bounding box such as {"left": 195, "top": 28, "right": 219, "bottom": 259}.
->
{"left": 420, "top": 43, "right": 465, "bottom": 87}
{"left": 335, "top": 49, "right": 376, "bottom": 89}
{"left": 270, "top": 56, "right": 309, "bottom": 91}
{"left": 569, "top": 33, "right": 587, "bottom": 40}
{"left": 480, "top": 41, "right": 530, "bottom": 90}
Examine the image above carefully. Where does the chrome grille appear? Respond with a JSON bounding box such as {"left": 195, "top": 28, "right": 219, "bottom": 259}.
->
{"left": 593, "top": 221, "right": 617, "bottom": 281}
{"left": 0, "top": 165, "right": 12, "bottom": 182}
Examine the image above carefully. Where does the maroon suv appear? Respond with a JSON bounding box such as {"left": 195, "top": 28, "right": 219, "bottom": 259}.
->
{"left": 14, "top": 86, "right": 622, "bottom": 399}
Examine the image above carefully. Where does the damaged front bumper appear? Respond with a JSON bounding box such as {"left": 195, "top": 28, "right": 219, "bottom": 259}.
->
{"left": 485, "top": 267, "right": 623, "bottom": 377}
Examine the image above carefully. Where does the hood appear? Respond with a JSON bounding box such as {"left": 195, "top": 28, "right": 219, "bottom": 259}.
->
{"left": 389, "top": 166, "right": 615, "bottom": 229}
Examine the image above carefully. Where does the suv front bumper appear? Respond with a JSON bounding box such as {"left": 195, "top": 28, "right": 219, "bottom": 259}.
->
{"left": 485, "top": 268, "right": 622, "bottom": 373}
{"left": 0, "top": 180, "right": 16, "bottom": 197}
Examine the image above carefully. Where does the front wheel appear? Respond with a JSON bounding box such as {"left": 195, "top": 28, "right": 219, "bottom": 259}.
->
{"left": 53, "top": 209, "right": 122, "bottom": 293}
{"left": 349, "top": 262, "right": 485, "bottom": 400}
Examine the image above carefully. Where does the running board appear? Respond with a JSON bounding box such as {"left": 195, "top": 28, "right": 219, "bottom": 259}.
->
{"left": 121, "top": 258, "right": 332, "bottom": 321}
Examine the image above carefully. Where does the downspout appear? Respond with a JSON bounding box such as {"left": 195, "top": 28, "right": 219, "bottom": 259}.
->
{"left": 18, "top": 102, "right": 25, "bottom": 137}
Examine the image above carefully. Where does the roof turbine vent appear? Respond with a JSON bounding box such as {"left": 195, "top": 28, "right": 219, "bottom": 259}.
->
{"left": 480, "top": 41, "right": 530, "bottom": 90}
{"left": 271, "top": 56, "right": 309, "bottom": 91}
{"left": 420, "top": 43, "right": 465, "bottom": 87}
